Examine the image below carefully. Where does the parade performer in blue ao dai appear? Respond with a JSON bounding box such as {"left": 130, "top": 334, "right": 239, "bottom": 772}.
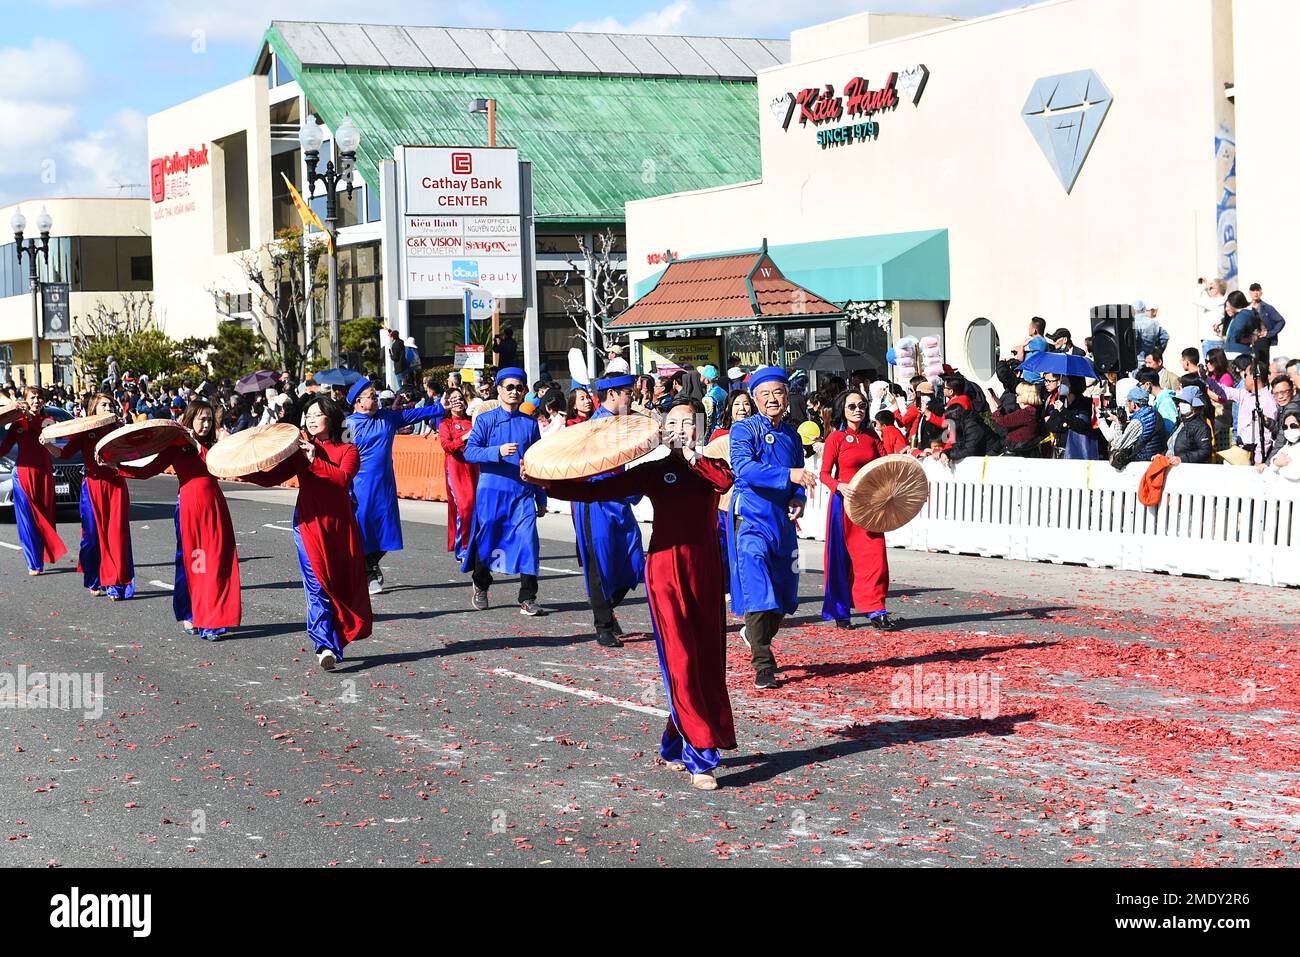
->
{"left": 461, "top": 367, "right": 549, "bottom": 616}
{"left": 725, "top": 366, "right": 818, "bottom": 690}
{"left": 572, "top": 374, "right": 645, "bottom": 648}
{"left": 344, "top": 377, "right": 443, "bottom": 595}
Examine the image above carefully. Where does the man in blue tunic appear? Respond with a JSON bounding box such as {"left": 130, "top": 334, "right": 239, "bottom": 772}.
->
{"left": 462, "top": 367, "right": 548, "bottom": 616}
{"left": 345, "top": 377, "right": 443, "bottom": 595}
{"left": 573, "top": 375, "right": 645, "bottom": 648}
{"left": 726, "top": 367, "right": 818, "bottom": 689}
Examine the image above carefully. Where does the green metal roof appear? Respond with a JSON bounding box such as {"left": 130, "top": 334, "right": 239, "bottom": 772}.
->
{"left": 263, "top": 27, "right": 767, "bottom": 225}
{"left": 633, "top": 230, "right": 952, "bottom": 304}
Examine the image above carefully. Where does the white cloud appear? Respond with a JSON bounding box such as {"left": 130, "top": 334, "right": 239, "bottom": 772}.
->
{"left": 0, "top": 38, "right": 90, "bottom": 100}
{"left": 0, "top": 37, "right": 146, "bottom": 202}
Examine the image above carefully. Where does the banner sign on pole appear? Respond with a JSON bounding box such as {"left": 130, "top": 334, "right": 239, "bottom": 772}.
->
{"left": 454, "top": 345, "right": 486, "bottom": 370}
{"left": 41, "top": 283, "right": 72, "bottom": 340}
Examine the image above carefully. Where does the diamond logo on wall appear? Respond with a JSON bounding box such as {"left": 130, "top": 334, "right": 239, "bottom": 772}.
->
{"left": 1022, "top": 69, "right": 1113, "bottom": 194}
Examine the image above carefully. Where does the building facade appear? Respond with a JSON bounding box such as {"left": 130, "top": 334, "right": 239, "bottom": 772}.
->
{"left": 624, "top": 0, "right": 1280, "bottom": 383}
{"left": 146, "top": 20, "right": 790, "bottom": 381}
{"left": 1, "top": 197, "right": 152, "bottom": 387}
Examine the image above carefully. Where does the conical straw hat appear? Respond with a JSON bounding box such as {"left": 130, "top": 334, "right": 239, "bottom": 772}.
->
{"left": 96, "top": 420, "right": 190, "bottom": 466}
{"left": 40, "top": 412, "right": 119, "bottom": 440}
{"left": 702, "top": 433, "right": 733, "bottom": 512}
{"left": 523, "top": 412, "right": 661, "bottom": 481}
{"left": 471, "top": 399, "right": 500, "bottom": 419}
{"left": 0, "top": 400, "right": 24, "bottom": 428}
{"left": 205, "top": 423, "right": 301, "bottom": 479}
{"left": 843, "top": 453, "right": 929, "bottom": 532}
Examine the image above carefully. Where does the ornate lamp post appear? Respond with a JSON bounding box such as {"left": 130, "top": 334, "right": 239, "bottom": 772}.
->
{"left": 299, "top": 114, "right": 361, "bottom": 368}
{"left": 11, "top": 206, "right": 52, "bottom": 388}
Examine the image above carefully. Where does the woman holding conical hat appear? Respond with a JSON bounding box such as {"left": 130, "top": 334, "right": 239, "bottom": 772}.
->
{"left": 0, "top": 387, "right": 68, "bottom": 575}
{"left": 526, "top": 397, "right": 736, "bottom": 791}
{"left": 240, "top": 395, "right": 371, "bottom": 671}
{"left": 819, "top": 388, "right": 896, "bottom": 632}
{"left": 41, "top": 393, "right": 134, "bottom": 599}
{"left": 115, "top": 400, "right": 241, "bottom": 639}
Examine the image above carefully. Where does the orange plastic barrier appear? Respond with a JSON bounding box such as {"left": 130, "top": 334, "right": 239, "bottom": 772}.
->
{"left": 393, "top": 431, "right": 449, "bottom": 502}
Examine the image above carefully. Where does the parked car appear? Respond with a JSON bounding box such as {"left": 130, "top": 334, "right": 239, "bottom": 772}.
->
{"left": 0, "top": 407, "right": 85, "bottom": 513}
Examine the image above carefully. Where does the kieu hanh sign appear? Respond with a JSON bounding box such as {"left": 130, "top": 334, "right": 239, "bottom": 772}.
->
{"left": 397, "top": 146, "right": 523, "bottom": 299}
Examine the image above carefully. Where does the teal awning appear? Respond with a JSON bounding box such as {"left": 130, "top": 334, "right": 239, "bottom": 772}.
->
{"left": 633, "top": 228, "right": 949, "bottom": 304}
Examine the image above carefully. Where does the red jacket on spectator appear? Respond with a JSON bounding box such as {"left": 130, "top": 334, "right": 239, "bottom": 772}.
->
{"left": 878, "top": 423, "right": 907, "bottom": 455}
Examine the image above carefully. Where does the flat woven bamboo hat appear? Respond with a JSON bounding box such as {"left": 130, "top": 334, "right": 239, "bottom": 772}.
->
{"left": 702, "top": 433, "right": 733, "bottom": 512}
{"left": 205, "top": 423, "right": 301, "bottom": 479}
{"left": 0, "top": 400, "right": 24, "bottom": 428}
{"left": 523, "top": 413, "right": 661, "bottom": 481}
{"left": 40, "top": 412, "right": 119, "bottom": 440}
{"left": 96, "top": 420, "right": 189, "bottom": 467}
{"left": 844, "top": 453, "right": 929, "bottom": 532}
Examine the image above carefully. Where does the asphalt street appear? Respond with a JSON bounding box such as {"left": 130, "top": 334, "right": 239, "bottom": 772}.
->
{"left": 2, "top": 477, "right": 1299, "bottom": 867}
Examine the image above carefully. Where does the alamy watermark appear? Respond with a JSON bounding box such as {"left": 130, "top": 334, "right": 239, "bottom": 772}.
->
{"left": 890, "top": 665, "right": 1002, "bottom": 719}
{"left": 0, "top": 666, "right": 104, "bottom": 719}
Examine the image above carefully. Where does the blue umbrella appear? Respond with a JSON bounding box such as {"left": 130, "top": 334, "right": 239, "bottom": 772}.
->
{"left": 1018, "top": 350, "right": 1098, "bottom": 380}
{"left": 312, "top": 367, "right": 365, "bottom": 387}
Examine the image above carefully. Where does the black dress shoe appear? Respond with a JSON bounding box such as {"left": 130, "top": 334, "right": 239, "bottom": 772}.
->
{"left": 596, "top": 628, "right": 624, "bottom": 648}
{"left": 868, "top": 613, "right": 900, "bottom": 631}
{"left": 835, "top": 619, "right": 853, "bottom": 629}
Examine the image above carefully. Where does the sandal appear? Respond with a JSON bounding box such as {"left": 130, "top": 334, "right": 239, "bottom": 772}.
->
{"left": 690, "top": 772, "right": 718, "bottom": 791}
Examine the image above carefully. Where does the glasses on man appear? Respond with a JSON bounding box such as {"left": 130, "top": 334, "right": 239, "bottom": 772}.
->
{"left": 500, "top": 383, "right": 525, "bottom": 392}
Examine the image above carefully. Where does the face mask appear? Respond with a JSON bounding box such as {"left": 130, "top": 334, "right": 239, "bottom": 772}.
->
{"left": 1178, "top": 404, "right": 1195, "bottom": 419}
{"left": 1285, "top": 428, "right": 1300, "bottom": 444}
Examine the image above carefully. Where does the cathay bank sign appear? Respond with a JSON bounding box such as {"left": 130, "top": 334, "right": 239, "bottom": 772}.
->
{"left": 403, "top": 146, "right": 520, "bottom": 216}
{"left": 396, "top": 145, "right": 524, "bottom": 299}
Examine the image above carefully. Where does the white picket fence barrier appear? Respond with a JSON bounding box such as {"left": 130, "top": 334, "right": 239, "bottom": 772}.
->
{"left": 548, "top": 449, "right": 1300, "bottom": 589}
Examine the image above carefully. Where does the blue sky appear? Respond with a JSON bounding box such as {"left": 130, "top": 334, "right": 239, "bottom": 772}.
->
{"left": 0, "top": 0, "right": 1021, "bottom": 206}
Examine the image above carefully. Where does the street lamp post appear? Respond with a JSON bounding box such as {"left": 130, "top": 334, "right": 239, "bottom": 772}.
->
{"left": 299, "top": 114, "right": 361, "bottom": 369}
{"left": 469, "top": 98, "right": 497, "bottom": 148}
{"left": 11, "top": 207, "right": 52, "bottom": 388}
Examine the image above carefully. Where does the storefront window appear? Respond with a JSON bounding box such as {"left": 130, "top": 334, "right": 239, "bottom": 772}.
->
{"left": 965, "top": 317, "right": 1000, "bottom": 382}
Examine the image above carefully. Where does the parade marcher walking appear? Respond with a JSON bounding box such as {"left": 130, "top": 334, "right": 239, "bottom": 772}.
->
{"left": 117, "top": 401, "right": 241, "bottom": 639}
{"left": 462, "top": 367, "right": 548, "bottom": 616}
{"left": 43, "top": 393, "right": 134, "bottom": 598}
{"left": 0, "top": 387, "right": 68, "bottom": 575}
{"left": 819, "top": 389, "right": 896, "bottom": 630}
{"left": 571, "top": 374, "right": 646, "bottom": 648}
{"left": 726, "top": 367, "right": 817, "bottom": 689}
{"left": 437, "top": 387, "right": 478, "bottom": 564}
{"left": 241, "top": 396, "right": 372, "bottom": 671}
{"left": 529, "top": 397, "right": 737, "bottom": 790}
{"left": 345, "top": 377, "right": 444, "bottom": 594}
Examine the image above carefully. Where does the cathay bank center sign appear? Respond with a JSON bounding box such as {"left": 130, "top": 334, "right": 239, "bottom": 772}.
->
{"left": 397, "top": 146, "right": 523, "bottom": 299}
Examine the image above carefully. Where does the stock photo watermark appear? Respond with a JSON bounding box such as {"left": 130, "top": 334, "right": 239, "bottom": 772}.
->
{"left": 890, "top": 665, "right": 1002, "bottom": 719}
{"left": 0, "top": 666, "right": 104, "bottom": 720}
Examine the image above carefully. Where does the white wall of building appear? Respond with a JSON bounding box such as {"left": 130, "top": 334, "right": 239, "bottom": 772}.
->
{"left": 627, "top": 0, "right": 1239, "bottom": 379}
{"left": 1232, "top": 0, "right": 1300, "bottom": 328}
{"left": 147, "top": 76, "right": 273, "bottom": 340}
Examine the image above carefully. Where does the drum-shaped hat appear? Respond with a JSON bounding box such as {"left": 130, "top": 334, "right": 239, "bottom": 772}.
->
{"left": 40, "top": 412, "right": 119, "bottom": 441}
{"left": 96, "top": 420, "right": 190, "bottom": 467}
{"left": 843, "top": 454, "right": 929, "bottom": 532}
{"left": 523, "top": 413, "right": 661, "bottom": 482}
{"left": 205, "top": 423, "right": 301, "bottom": 479}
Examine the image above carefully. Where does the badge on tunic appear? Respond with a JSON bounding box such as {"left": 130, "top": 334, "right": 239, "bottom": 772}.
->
{"left": 765, "top": 433, "right": 775, "bottom": 445}
{"left": 664, "top": 472, "right": 678, "bottom": 485}
{"left": 847, "top": 434, "right": 857, "bottom": 444}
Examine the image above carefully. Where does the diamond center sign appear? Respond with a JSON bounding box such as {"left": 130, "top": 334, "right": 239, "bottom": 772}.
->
{"left": 1021, "top": 70, "right": 1113, "bottom": 194}
{"left": 397, "top": 146, "right": 523, "bottom": 299}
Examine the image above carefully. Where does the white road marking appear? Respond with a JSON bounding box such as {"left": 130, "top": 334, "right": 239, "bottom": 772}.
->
{"left": 540, "top": 565, "right": 580, "bottom": 575}
{"left": 262, "top": 523, "right": 293, "bottom": 532}
{"left": 150, "top": 580, "right": 175, "bottom": 590}
{"left": 0, "top": 542, "right": 21, "bottom": 551}
{"left": 491, "top": 668, "right": 669, "bottom": 718}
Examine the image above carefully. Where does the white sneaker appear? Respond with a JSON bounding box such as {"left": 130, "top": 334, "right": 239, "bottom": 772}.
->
{"left": 316, "top": 649, "right": 337, "bottom": 671}
{"left": 368, "top": 578, "right": 382, "bottom": 595}
{"left": 739, "top": 625, "right": 751, "bottom": 649}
